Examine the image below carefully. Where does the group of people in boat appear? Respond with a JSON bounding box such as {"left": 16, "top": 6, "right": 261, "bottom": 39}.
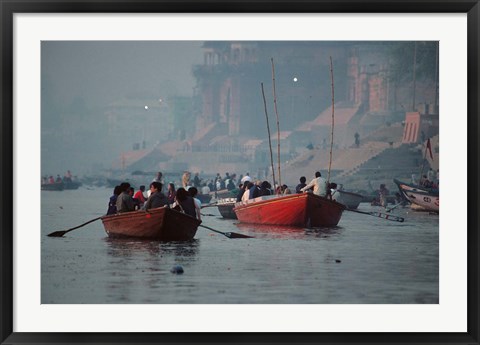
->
{"left": 234, "top": 170, "right": 337, "bottom": 202}
{"left": 106, "top": 172, "right": 202, "bottom": 221}
{"left": 41, "top": 170, "right": 76, "bottom": 185}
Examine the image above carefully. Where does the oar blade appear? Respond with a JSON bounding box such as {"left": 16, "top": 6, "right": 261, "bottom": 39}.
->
{"left": 371, "top": 211, "right": 405, "bottom": 222}
{"left": 47, "top": 230, "right": 67, "bottom": 237}
{"left": 226, "top": 232, "right": 254, "bottom": 239}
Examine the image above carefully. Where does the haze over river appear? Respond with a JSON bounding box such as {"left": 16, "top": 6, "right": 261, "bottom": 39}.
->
{"left": 42, "top": 187, "right": 438, "bottom": 304}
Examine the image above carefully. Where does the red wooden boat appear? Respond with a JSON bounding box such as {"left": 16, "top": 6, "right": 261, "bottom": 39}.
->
{"left": 233, "top": 193, "right": 345, "bottom": 228}
{"left": 101, "top": 206, "right": 201, "bottom": 241}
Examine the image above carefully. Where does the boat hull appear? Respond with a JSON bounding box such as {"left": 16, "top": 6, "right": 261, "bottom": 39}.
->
{"left": 234, "top": 193, "right": 345, "bottom": 228}
{"left": 64, "top": 181, "right": 82, "bottom": 190}
{"left": 101, "top": 207, "right": 201, "bottom": 241}
{"left": 332, "top": 190, "right": 363, "bottom": 209}
{"left": 216, "top": 198, "right": 237, "bottom": 219}
{"left": 394, "top": 179, "right": 439, "bottom": 212}
{"left": 196, "top": 193, "right": 213, "bottom": 204}
{"left": 41, "top": 183, "right": 64, "bottom": 191}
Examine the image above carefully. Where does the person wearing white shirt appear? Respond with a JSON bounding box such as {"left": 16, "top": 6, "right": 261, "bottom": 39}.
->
{"left": 300, "top": 171, "right": 328, "bottom": 197}
{"left": 240, "top": 173, "right": 251, "bottom": 184}
{"left": 187, "top": 187, "right": 202, "bottom": 221}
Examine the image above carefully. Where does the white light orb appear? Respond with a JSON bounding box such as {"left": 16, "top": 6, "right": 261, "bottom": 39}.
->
{"left": 144, "top": 105, "right": 149, "bottom": 110}
{"left": 293, "top": 77, "right": 298, "bottom": 82}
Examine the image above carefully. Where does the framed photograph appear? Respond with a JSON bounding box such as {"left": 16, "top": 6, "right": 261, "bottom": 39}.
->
{"left": 1, "top": 1, "right": 478, "bottom": 344}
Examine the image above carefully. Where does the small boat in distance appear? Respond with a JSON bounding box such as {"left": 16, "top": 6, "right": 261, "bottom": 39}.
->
{"left": 101, "top": 206, "right": 201, "bottom": 241}
{"left": 394, "top": 179, "right": 439, "bottom": 213}
{"left": 234, "top": 193, "right": 345, "bottom": 228}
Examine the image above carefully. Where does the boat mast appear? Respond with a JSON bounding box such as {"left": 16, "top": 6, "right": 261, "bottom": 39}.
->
{"left": 271, "top": 58, "right": 282, "bottom": 188}
{"left": 418, "top": 138, "right": 430, "bottom": 184}
{"left": 327, "top": 56, "right": 335, "bottom": 184}
{"left": 261, "top": 82, "right": 276, "bottom": 188}
{"left": 412, "top": 42, "right": 417, "bottom": 111}
{"left": 434, "top": 43, "right": 439, "bottom": 113}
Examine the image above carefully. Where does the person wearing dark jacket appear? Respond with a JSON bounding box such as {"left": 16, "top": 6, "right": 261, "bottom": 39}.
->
{"left": 143, "top": 182, "right": 168, "bottom": 211}
{"left": 258, "top": 181, "right": 272, "bottom": 196}
{"left": 248, "top": 181, "right": 261, "bottom": 199}
{"left": 116, "top": 182, "right": 135, "bottom": 213}
{"left": 107, "top": 185, "right": 122, "bottom": 215}
{"left": 172, "top": 187, "right": 197, "bottom": 219}
{"left": 295, "top": 176, "right": 307, "bottom": 193}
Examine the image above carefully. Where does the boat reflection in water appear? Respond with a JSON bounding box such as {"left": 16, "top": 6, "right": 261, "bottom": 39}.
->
{"left": 103, "top": 237, "right": 200, "bottom": 258}
{"left": 234, "top": 222, "right": 343, "bottom": 240}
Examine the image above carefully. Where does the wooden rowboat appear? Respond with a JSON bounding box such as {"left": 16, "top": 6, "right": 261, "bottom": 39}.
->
{"left": 393, "top": 179, "right": 439, "bottom": 213}
{"left": 332, "top": 189, "right": 363, "bottom": 209}
{"left": 233, "top": 193, "right": 345, "bottom": 228}
{"left": 101, "top": 206, "right": 201, "bottom": 240}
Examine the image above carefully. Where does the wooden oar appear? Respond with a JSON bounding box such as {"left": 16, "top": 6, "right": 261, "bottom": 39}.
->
{"left": 198, "top": 224, "right": 253, "bottom": 239}
{"left": 47, "top": 216, "right": 104, "bottom": 237}
{"left": 346, "top": 209, "right": 404, "bottom": 222}
{"left": 385, "top": 203, "right": 401, "bottom": 213}
{"left": 200, "top": 202, "right": 218, "bottom": 209}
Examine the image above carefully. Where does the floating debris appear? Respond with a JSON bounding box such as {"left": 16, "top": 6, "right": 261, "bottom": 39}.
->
{"left": 170, "top": 265, "right": 184, "bottom": 274}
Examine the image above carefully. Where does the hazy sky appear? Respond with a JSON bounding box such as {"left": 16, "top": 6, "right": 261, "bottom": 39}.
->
{"left": 42, "top": 41, "right": 204, "bottom": 108}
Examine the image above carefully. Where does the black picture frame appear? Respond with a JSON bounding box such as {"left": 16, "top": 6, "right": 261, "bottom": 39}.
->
{"left": 1, "top": 1, "right": 478, "bottom": 344}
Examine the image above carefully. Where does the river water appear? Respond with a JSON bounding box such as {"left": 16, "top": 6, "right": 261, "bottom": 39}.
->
{"left": 41, "top": 187, "right": 438, "bottom": 304}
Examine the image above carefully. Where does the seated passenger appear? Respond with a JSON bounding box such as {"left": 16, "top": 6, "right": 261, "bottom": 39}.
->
{"left": 282, "top": 184, "right": 292, "bottom": 195}
{"left": 171, "top": 187, "right": 197, "bottom": 219}
{"left": 236, "top": 183, "right": 244, "bottom": 202}
{"left": 259, "top": 181, "right": 272, "bottom": 196}
{"left": 248, "top": 181, "right": 261, "bottom": 199}
{"left": 107, "top": 185, "right": 122, "bottom": 215}
{"left": 188, "top": 187, "right": 202, "bottom": 221}
{"left": 116, "top": 182, "right": 135, "bottom": 213}
{"left": 241, "top": 182, "right": 253, "bottom": 202}
{"left": 143, "top": 182, "right": 168, "bottom": 211}
{"left": 133, "top": 185, "right": 146, "bottom": 209}
{"left": 295, "top": 176, "right": 307, "bottom": 193}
